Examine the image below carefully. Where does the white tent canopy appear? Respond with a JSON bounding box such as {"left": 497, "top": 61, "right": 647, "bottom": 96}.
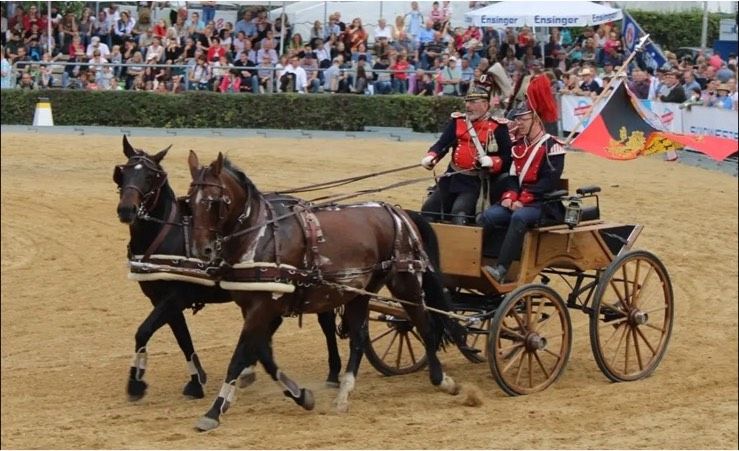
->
{"left": 464, "top": 1, "right": 623, "bottom": 28}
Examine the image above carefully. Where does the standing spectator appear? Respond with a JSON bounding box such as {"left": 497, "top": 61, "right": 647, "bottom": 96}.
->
{"left": 577, "top": 67, "right": 602, "bottom": 96}
{"left": 627, "top": 67, "right": 651, "bottom": 99}
{"left": 682, "top": 69, "right": 701, "bottom": 94}
{"left": 1, "top": 46, "right": 14, "bottom": 89}
{"left": 201, "top": 1, "right": 217, "bottom": 25}
{"left": 429, "top": 2, "right": 444, "bottom": 30}
{"left": 441, "top": 56, "right": 462, "bottom": 96}
{"left": 234, "top": 10, "right": 256, "bottom": 41}
{"left": 391, "top": 53, "right": 410, "bottom": 93}
{"left": 404, "top": 1, "right": 424, "bottom": 47}
{"left": 659, "top": 70, "right": 686, "bottom": 103}
{"left": 708, "top": 83, "right": 733, "bottom": 109}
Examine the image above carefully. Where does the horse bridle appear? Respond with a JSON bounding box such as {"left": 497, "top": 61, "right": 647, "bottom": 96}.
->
{"left": 114, "top": 155, "right": 169, "bottom": 217}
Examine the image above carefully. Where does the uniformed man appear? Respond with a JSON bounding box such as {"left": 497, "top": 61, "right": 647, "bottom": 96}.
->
{"left": 481, "top": 100, "right": 566, "bottom": 283}
{"left": 420, "top": 77, "right": 513, "bottom": 225}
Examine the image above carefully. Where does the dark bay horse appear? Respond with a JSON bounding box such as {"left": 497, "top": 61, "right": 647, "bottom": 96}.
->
{"left": 186, "top": 151, "right": 464, "bottom": 431}
{"left": 114, "top": 136, "right": 343, "bottom": 402}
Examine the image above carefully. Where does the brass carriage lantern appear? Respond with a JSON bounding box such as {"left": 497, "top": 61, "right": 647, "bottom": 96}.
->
{"left": 564, "top": 197, "right": 583, "bottom": 229}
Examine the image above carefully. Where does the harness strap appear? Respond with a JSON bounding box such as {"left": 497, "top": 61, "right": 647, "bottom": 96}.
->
{"left": 142, "top": 200, "right": 178, "bottom": 262}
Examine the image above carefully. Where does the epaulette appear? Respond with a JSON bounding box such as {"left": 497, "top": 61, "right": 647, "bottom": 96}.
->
{"left": 489, "top": 116, "right": 510, "bottom": 124}
{"left": 450, "top": 111, "right": 466, "bottom": 119}
{"left": 550, "top": 135, "right": 566, "bottom": 145}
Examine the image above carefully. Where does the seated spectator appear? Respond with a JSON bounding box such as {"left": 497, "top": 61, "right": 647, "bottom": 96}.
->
{"left": 188, "top": 55, "right": 211, "bottom": 90}
{"left": 219, "top": 69, "right": 241, "bottom": 93}
{"left": 682, "top": 69, "right": 701, "bottom": 94}
{"left": 323, "top": 56, "right": 343, "bottom": 93}
{"left": 716, "top": 62, "right": 734, "bottom": 83}
{"left": 257, "top": 54, "right": 275, "bottom": 93}
{"left": 391, "top": 53, "right": 411, "bottom": 94}
{"left": 86, "top": 36, "right": 111, "bottom": 59}
{"left": 16, "top": 70, "right": 36, "bottom": 90}
{"left": 211, "top": 55, "right": 232, "bottom": 91}
{"left": 301, "top": 52, "right": 322, "bottom": 93}
{"left": 415, "top": 69, "right": 435, "bottom": 95}
{"left": 372, "top": 54, "right": 392, "bottom": 94}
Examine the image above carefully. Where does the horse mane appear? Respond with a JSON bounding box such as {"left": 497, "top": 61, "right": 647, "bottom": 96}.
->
{"left": 222, "top": 157, "right": 256, "bottom": 194}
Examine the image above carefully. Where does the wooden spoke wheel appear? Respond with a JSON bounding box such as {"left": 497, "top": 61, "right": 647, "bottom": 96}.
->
{"left": 364, "top": 308, "right": 428, "bottom": 376}
{"left": 589, "top": 250, "right": 674, "bottom": 382}
{"left": 450, "top": 308, "right": 490, "bottom": 363}
{"left": 487, "top": 284, "right": 572, "bottom": 396}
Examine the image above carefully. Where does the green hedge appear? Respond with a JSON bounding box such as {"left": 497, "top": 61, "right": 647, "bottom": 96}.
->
{"left": 628, "top": 9, "right": 729, "bottom": 50}
{"left": 0, "top": 90, "right": 465, "bottom": 133}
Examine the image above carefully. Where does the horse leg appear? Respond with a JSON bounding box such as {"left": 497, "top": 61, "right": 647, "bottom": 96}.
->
{"left": 333, "top": 297, "right": 369, "bottom": 413}
{"left": 196, "top": 325, "right": 259, "bottom": 432}
{"left": 256, "top": 336, "right": 315, "bottom": 412}
{"left": 387, "top": 273, "right": 459, "bottom": 395}
{"left": 167, "top": 309, "right": 207, "bottom": 399}
{"left": 317, "top": 310, "right": 342, "bottom": 387}
{"left": 128, "top": 297, "right": 176, "bottom": 401}
{"left": 236, "top": 315, "right": 282, "bottom": 389}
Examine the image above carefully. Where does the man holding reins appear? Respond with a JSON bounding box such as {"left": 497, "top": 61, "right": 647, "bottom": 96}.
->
{"left": 420, "top": 76, "right": 514, "bottom": 225}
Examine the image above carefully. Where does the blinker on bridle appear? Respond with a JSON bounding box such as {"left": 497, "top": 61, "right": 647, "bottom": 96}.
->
{"left": 115, "top": 155, "right": 168, "bottom": 216}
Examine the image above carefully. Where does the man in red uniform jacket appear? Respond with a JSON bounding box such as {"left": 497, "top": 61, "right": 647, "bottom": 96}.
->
{"left": 420, "top": 77, "right": 513, "bottom": 225}
{"left": 481, "top": 100, "right": 566, "bottom": 283}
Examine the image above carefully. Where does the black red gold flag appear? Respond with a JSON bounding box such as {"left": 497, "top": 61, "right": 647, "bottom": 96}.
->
{"left": 570, "top": 81, "right": 738, "bottom": 161}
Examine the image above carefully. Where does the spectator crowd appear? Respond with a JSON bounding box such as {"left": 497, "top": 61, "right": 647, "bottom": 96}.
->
{"left": 0, "top": 1, "right": 737, "bottom": 111}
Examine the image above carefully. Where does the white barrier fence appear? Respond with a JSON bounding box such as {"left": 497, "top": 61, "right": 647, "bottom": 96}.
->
{"left": 560, "top": 94, "right": 739, "bottom": 142}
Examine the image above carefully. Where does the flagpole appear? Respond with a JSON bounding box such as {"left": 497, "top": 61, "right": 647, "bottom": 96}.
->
{"left": 563, "top": 34, "right": 651, "bottom": 146}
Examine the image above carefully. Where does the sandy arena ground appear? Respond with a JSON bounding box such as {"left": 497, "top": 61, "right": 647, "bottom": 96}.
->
{"left": 1, "top": 132, "right": 737, "bottom": 449}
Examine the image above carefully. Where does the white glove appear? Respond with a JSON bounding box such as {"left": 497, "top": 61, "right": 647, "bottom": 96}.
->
{"left": 421, "top": 155, "right": 436, "bottom": 170}
{"left": 478, "top": 155, "right": 493, "bottom": 168}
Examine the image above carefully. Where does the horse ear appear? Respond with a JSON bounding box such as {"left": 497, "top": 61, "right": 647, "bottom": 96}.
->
{"left": 212, "top": 152, "right": 224, "bottom": 177}
{"left": 152, "top": 144, "right": 172, "bottom": 164}
{"left": 123, "top": 135, "right": 136, "bottom": 158}
{"left": 188, "top": 150, "right": 200, "bottom": 179}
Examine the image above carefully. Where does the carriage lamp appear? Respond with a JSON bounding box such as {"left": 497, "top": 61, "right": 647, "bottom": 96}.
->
{"left": 564, "top": 197, "right": 583, "bottom": 229}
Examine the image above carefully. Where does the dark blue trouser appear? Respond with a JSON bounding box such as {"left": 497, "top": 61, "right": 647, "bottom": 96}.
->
{"left": 480, "top": 203, "right": 541, "bottom": 268}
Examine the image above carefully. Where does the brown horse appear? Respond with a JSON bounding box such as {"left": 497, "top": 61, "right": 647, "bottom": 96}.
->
{"left": 186, "top": 151, "right": 464, "bottom": 431}
{"left": 114, "top": 137, "right": 345, "bottom": 403}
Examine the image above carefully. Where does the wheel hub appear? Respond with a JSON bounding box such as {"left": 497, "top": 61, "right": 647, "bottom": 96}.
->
{"left": 628, "top": 309, "right": 649, "bottom": 326}
{"left": 525, "top": 333, "right": 547, "bottom": 351}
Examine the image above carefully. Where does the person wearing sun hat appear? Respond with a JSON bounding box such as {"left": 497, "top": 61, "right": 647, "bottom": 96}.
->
{"left": 709, "top": 82, "right": 733, "bottom": 109}
{"left": 420, "top": 76, "right": 514, "bottom": 225}
{"left": 480, "top": 97, "right": 566, "bottom": 284}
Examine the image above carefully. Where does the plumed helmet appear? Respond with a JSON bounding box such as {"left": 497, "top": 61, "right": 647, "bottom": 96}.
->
{"left": 465, "top": 74, "right": 494, "bottom": 102}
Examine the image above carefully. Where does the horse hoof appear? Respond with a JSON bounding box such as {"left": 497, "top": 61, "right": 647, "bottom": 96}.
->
{"left": 127, "top": 379, "right": 148, "bottom": 401}
{"left": 183, "top": 381, "right": 205, "bottom": 399}
{"left": 335, "top": 401, "right": 349, "bottom": 414}
{"left": 195, "top": 416, "right": 220, "bottom": 432}
{"left": 301, "top": 389, "right": 315, "bottom": 411}
{"left": 439, "top": 375, "right": 460, "bottom": 396}
{"left": 237, "top": 372, "right": 256, "bottom": 389}
{"left": 325, "top": 380, "right": 340, "bottom": 389}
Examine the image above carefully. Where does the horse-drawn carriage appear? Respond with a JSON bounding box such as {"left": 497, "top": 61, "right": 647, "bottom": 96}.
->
{"left": 114, "top": 137, "right": 673, "bottom": 431}
{"left": 365, "top": 183, "right": 674, "bottom": 395}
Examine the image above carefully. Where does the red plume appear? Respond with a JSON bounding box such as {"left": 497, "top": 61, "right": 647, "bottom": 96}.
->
{"left": 526, "top": 74, "right": 558, "bottom": 122}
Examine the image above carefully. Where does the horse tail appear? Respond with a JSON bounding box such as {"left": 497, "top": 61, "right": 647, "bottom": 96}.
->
{"left": 404, "top": 210, "right": 470, "bottom": 354}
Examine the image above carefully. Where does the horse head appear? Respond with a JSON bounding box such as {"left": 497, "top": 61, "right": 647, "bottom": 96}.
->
{"left": 187, "top": 150, "right": 256, "bottom": 261}
{"left": 114, "top": 135, "right": 172, "bottom": 223}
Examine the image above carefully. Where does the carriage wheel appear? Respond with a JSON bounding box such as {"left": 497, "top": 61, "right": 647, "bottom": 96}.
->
{"left": 364, "top": 309, "right": 428, "bottom": 376}
{"left": 487, "top": 284, "right": 572, "bottom": 396}
{"left": 451, "top": 308, "right": 490, "bottom": 363}
{"left": 589, "top": 250, "right": 674, "bottom": 382}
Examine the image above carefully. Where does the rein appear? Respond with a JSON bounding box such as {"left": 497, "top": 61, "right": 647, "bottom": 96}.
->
{"left": 273, "top": 164, "right": 420, "bottom": 195}
{"left": 217, "top": 167, "right": 476, "bottom": 244}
